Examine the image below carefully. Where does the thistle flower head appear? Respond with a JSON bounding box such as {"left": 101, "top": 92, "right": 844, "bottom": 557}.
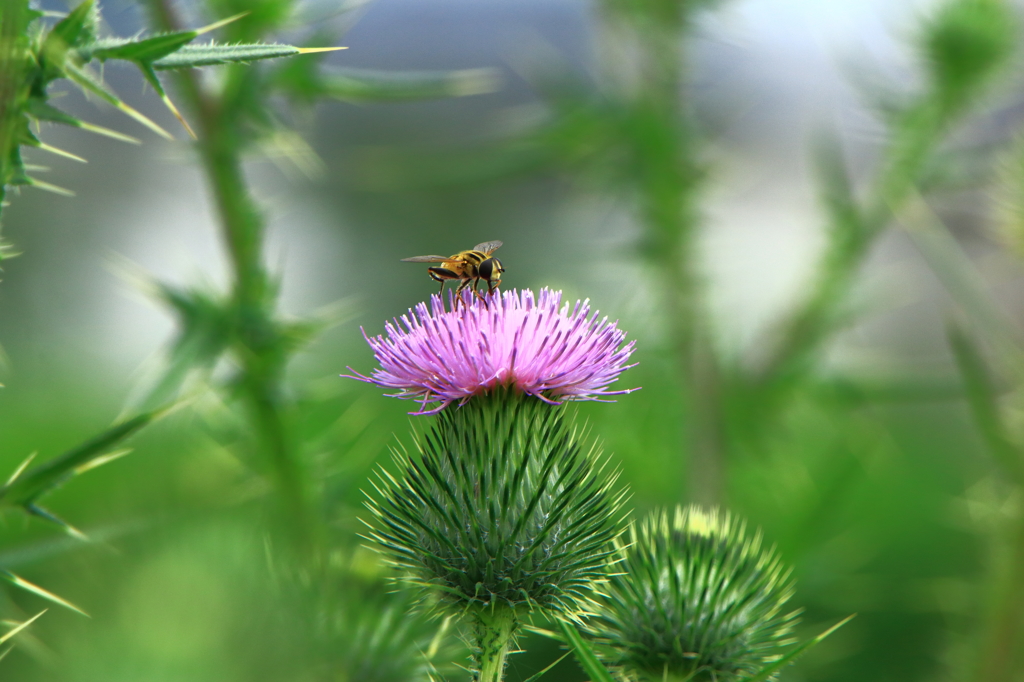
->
{"left": 363, "top": 390, "right": 626, "bottom": 619}
{"left": 345, "top": 288, "right": 638, "bottom": 414}
{"left": 586, "top": 506, "right": 799, "bottom": 682}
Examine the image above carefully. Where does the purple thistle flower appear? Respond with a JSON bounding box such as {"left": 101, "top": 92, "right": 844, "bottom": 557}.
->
{"left": 344, "top": 288, "right": 639, "bottom": 414}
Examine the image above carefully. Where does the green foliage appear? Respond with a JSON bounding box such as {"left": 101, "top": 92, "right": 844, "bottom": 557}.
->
{"left": 995, "top": 132, "right": 1024, "bottom": 260}
{"left": 736, "top": 616, "right": 855, "bottom": 682}
{"left": 585, "top": 506, "right": 799, "bottom": 682}
{"left": 1, "top": 2, "right": 45, "bottom": 205}
{"left": 317, "top": 591, "right": 451, "bottom": 682}
{"left": 7, "top": 0, "right": 1024, "bottom": 677}
{"left": 150, "top": 42, "right": 327, "bottom": 70}
{"left": 602, "top": 0, "right": 720, "bottom": 28}
{"left": 0, "top": 406, "right": 172, "bottom": 535}
{"left": 287, "top": 551, "right": 462, "bottom": 682}
{"left": 559, "top": 620, "right": 618, "bottom": 682}
{"left": 205, "top": 0, "right": 294, "bottom": 38}
{"left": 743, "top": 0, "right": 1017, "bottom": 430}
{"left": 277, "top": 65, "right": 500, "bottom": 104}
{"left": 155, "top": 281, "right": 322, "bottom": 388}
{"left": 0, "top": 0, "right": 338, "bottom": 215}
{"left": 920, "top": 0, "right": 1016, "bottom": 113}
{"left": 364, "top": 390, "right": 626, "bottom": 618}
{"left": 947, "top": 321, "right": 1024, "bottom": 484}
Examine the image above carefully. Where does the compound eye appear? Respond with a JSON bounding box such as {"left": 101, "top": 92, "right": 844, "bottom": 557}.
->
{"left": 478, "top": 258, "right": 494, "bottom": 279}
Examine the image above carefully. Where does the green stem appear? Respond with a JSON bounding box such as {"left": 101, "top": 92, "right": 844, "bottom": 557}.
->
{"left": 973, "top": 507, "right": 1024, "bottom": 681}
{"left": 0, "top": 0, "right": 31, "bottom": 223}
{"left": 748, "top": 102, "right": 951, "bottom": 424}
{"left": 474, "top": 607, "right": 517, "bottom": 682}
{"left": 203, "top": 97, "right": 311, "bottom": 550}
{"left": 606, "top": 5, "right": 723, "bottom": 504}
{"left": 145, "top": 0, "right": 313, "bottom": 553}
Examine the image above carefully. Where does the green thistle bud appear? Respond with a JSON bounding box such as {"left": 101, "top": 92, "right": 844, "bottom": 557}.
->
{"left": 921, "top": 0, "right": 1016, "bottom": 112}
{"left": 363, "top": 390, "right": 626, "bottom": 680}
{"left": 586, "top": 506, "right": 799, "bottom": 682}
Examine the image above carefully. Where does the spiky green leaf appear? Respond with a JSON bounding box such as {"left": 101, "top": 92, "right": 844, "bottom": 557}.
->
{"left": 47, "top": 0, "right": 97, "bottom": 49}
{"left": 281, "top": 66, "right": 499, "bottom": 103}
{"left": 86, "top": 32, "right": 198, "bottom": 63}
{"left": 322, "top": 67, "right": 498, "bottom": 102}
{"left": 152, "top": 42, "right": 338, "bottom": 70}
{"left": 0, "top": 406, "right": 170, "bottom": 509}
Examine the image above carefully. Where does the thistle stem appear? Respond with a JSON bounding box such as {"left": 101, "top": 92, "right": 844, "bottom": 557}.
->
{"left": 145, "top": 0, "right": 314, "bottom": 554}
{"left": 199, "top": 98, "right": 312, "bottom": 551}
{"left": 749, "top": 105, "right": 952, "bottom": 421}
{"left": 972, "top": 501, "right": 1024, "bottom": 681}
{"left": 599, "top": 1, "right": 724, "bottom": 505}
{"left": 0, "top": 0, "right": 31, "bottom": 223}
{"left": 474, "top": 607, "right": 517, "bottom": 682}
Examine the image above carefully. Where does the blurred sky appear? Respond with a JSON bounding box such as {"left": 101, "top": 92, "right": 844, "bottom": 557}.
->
{"left": 0, "top": 0, "right": 958, "bottom": 390}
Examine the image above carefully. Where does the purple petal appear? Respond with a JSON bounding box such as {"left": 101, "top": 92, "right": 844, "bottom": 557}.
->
{"left": 345, "top": 288, "right": 640, "bottom": 414}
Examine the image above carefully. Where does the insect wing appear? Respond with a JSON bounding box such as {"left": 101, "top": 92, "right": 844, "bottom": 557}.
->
{"left": 401, "top": 255, "right": 450, "bottom": 263}
{"left": 473, "top": 240, "right": 502, "bottom": 255}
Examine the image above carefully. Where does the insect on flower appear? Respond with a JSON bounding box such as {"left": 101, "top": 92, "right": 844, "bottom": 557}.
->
{"left": 401, "top": 240, "right": 505, "bottom": 301}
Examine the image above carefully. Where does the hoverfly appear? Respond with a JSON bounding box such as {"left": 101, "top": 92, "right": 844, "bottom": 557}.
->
{"left": 401, "top": 240, "right": 505, "bottom": 301}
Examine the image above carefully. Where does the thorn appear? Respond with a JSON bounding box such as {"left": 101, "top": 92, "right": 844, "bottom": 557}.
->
{"left": 112, "top": 100, "right": 173, "bottom": 140}
{"left": 76, "top": 121, "right": 140, "bottom": 144}
{"left": 296, "top": 47, "right": 348, "bottom": 54}
{"left": 5, "top": 452, "right": 37, "bottom": 486}
{"left": 1, "top": 572, "right": 89, "bottom": 617}
{"left": 25, "top": 505, "right": 89, "bottom": 542}
{"left": 26, "top": 178, "right": 75, "bottom": 197}
{"left": 73, "top": 448, "right": 132, "bottom": 475}
{"left": 36, "top": 143, "right": 87, "bottom": 163}
{"left": 194, "top": 11, "right": 250, "bottom": 35}
{"left": 158, "top": 92, "right": 196, "bottom": 139}
{"left": 0, "top": 610, "right": 47, "bottom": 646}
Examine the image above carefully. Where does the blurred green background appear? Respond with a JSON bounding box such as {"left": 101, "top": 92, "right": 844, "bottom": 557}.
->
{"left": 2, "top": 0, "right": 1023, "bottom": 680}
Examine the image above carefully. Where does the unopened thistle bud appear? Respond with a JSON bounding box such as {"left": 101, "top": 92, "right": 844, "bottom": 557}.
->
{"left": 921, "top": 0, "right": 1015, "bottom": 112}
{"left": 586, "top": 506, "right": 799, "bottom": 682}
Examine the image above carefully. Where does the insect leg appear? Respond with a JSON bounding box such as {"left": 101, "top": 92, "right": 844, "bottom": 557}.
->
{"left": 429, "top": 267, "right": 460, "bottom": 300}
{"left": 471, "top": 277, "right": 488, "bottom": 303}
{"left": 454, "top": 278, "right": 472, "bottom": 307}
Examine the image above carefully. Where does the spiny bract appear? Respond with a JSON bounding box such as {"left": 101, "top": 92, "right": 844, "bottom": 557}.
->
{"left": 363, "top": 390, "right": 626, "bottom": 619}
